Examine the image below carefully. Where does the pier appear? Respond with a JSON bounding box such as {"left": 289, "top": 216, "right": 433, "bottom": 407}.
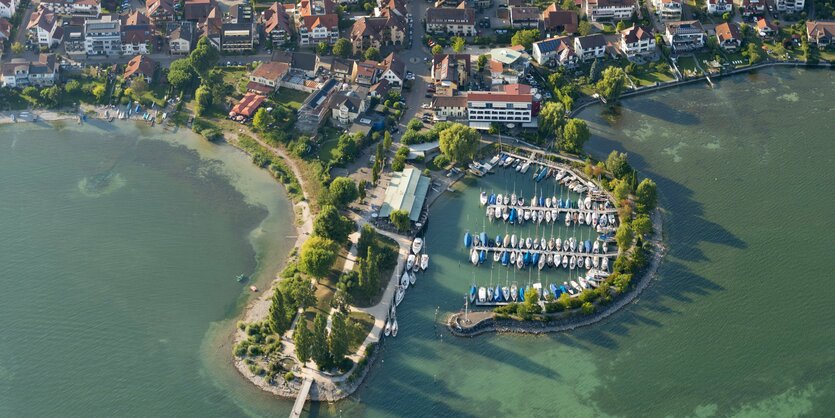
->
{"left": 495, "top": 150, "right": 614, "bottom": 202}
{"left": 289, "top": 377, "right": 313, "bottom": 418}
{"left": 469, "top": 245, "right": 616, "bottom": 259}
{"left": 485, "top": 203, "right": 617, "bottom": 215}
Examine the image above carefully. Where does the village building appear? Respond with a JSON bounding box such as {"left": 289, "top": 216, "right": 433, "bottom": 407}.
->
{"left": 168, "top": 21, "right": 196, "bottom": 54}
{"left": 574, "top": 33, "right": 607, "bottom": 60}
{"left": 349, "top": 14, "right": 407, "bottom": 55}
{"left": 532, "top": 36, "right": 578, "bottom": 66}
{"left": 0, "top": 0, "right": 17, "bottom": 19}
{"left": 706, "top": 0, "right": 732, "bottom": 14}
{"left": 28, "top": 6, "right": 62, "bottom": 48}
{"left": 664, "top": 20, "right": 705, "bottom": 52}
{"left": 84, "top": 14, "right": 121, "bottom": 55}
{"left": 715, "top": 22, "right": 741, "bottom": 50}
{"left": 1, "top": 54, "right": 59, "bottom": 88}
{"left": 40, "top": 0, "right": 99, "bottom": 17}
{"left": 652, "top": 0, "right": 682, "bottom": 21}
{"left": 541, "top": 4, "right": 579, "bottom": 35}
{"left": 620, "top": 24, "right": 655, "bottom": 57}
{"left": 146, "top": 0, "right": 175, "bottom": 24}
{"left": 123, "top": 54, "right": 157, "bottom": 83}
{"left": 806, "top": 21, "right": 835, "bottom": 48}
{"left": 584, "top": 0, "right": 635, "bottom": 22}
{"left": 378, "top": 167, "right": 430, "bottom": 225}
{"left": 426, "top": 2, "right": 475, "bottom": 36}
{"left": 262, "top": 2, "right": 292, "bottom": 45}
{"left": 431, "top": 53, "right": 471, "bottom": 88}
{"left": 466, "top": 84, "right": 535, "bottom": 129}
{"left": 248, "top": 61, "right": 290, "bottom": 94}
{"left": 296, "top": 0, "right": 339, "bottom": 46}
{"left": 775, "top": 0, "right": 804, "bottom": 12}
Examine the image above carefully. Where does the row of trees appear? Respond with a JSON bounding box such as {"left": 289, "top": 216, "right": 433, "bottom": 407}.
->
{"left": 294, "top": 310, "right": 351, "bottom": 370}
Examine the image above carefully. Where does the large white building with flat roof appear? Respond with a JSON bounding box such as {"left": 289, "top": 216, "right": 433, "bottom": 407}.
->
{"left": 466, "top": 84, "right": 535, "bottom": 129}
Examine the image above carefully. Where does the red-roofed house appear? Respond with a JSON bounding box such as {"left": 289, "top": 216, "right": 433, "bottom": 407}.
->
{"left": 146, "top": 0, "right": 175, "bottom": 24}
{"left": 123, "top": 54, "right": 157, "bottom": 83}
{"left": 620, "top": 24, "right": 656, "bottom": 57}
{"left": 0, "top": 17, "right": 11, "bottom": 41}
{"left": 715, "top": 22, "right": 741, "bottom": 50}
{"left": 542, "top": 4, "right": 579, "bottom": 35}
{"left": 230, "top": 92, "right": 267, "bottom": 119}
{"left": 27, "top": 6, "right": 61, "bottom": 47}
{"left": 248, "top": 61, "right": 290, "bottom": 94}
{"left": 756, "top": 18, "right": 778, "bottom": 38}
{"left": 296, "top": 0, "right": 338, "bottom": 46}
{"left": 262, "top": 2, "right": 292, "bottom": 45}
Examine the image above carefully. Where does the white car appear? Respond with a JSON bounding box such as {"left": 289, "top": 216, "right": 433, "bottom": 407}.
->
{"left": 421, "top": 103, "right": 431, "bottom": 109}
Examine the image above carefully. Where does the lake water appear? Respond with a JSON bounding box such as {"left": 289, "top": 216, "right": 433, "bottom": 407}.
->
{"left": 2, "top": 66, "right": 834, "bottom": 417}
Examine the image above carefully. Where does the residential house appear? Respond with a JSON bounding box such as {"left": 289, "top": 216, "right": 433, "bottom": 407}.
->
{"left": 296, "top": 0, "right": 339, "bottom": 46}
{"left": 352, "top": 60, "right": 379, "bottom": 86}
{"left": 706, "top": 0, "right": 732, "bottom": 14}
{"left": 541, "top": 4, "right": 579, "bottom": 35}
{"left": 84, "top": 15, "right": 121, "bottom": 55}
{"left": 664, "top": 20, "right": 705, "bottom": 52}
{"left": 120, "top": 11, "right": 153, "bottom": 55}
{"left": 574, "top": 33, "right": 607, "bottom": 60}
{"left": 199, "top": 5, "right": 222, "bottom": 47}
{"left": 231, "top": 92, "right": 267, "bottom": 119}
{"left": 146, "top": 0, "right": 175, "bottom": 24}
{"left": 532, "top": 36, "right": 578, "bottom": 66}
{"left": 184, "top": 0, "right": 214, "bottom": 22}
{"left": 756, "top": 18, "right": 777, "bottom": 38}
{"left": 508, "top": 6, "right": 540, "bottom": 29}
{"left": 775, "top": 0, "right": 804, "bottom": 12}
{"left": 369, "top": 78, "right": 391, "bottom": 99}
{"left": 1, "top": 54, "right": 59, "bottom": 88}
{"left": 28, "top": 6, "right": 62, "bottom": 48}
{"left": 168, "top": 21, "right": 196, "bottom": 54}
{"left": 714, "top": 22, "right": 741, "bottom": 50}
{"left": 488, "top": 46, "right": 529, "bottom": 85}
{"left": 652, "top": 0, "right": 682, "bottom": 21}
{"left": 330, "top": 57, "right": 356, "bottom": 80}
{"left": 262, "top": 2, "right": 292, "bottom": 45}
{"left": 63, "top": 22, "right": 86, "bottom": 54}
{"left": 584, "top": 0, "right": 635, "bottom": 22}
{"left": 40, "top": 0, "right": 99, "bottom": 17}
{"left": 296, "top": 78, "right": 338, "bottom": 133}
{"left": 425, "top": 2, "right": 475, "bottom": 36}
{"left": 123, "top": 54, "right": 157, "bottom": 83}
{"left": 620, "top": 24, "right": 655, "bottom": 57}
{"left": 247, "top": 61, "right": 290, "bottom": 94}
{"left": 349, "top": 13, "right": 407, "bottom": 55}
{"left": 289, "top": 51, "right": 320, "bottom": 77}
{"left": 377, "top": 52, "right": 406, "bottom": 88}
{"left": 431, "top": 53, "right": 471, "bottom": 87}
{"left": 0, "top": 0, "right": 16, "bottom": 19}
{"left": 0, "top": 17, "right": 10, "bottom": 41}
{"left": 431, "top": 95, "right": 467, "bottom": 120}
{"left": 466, "top": 84, "right": 535, "bottom": 129}
{"left": 329, "top": 89, "right": 368, "bottom": 125}
{"left": 220, "top": 4, "right": 256, "bottom": 52}
{"left": 376, "top": 0, "right": 411, "bottom": 23}
{"left": 740, "top": 0, "right": 765, "bottom": 17}
{"left": 806, "top": 20, "right": 835, "bottom": 48}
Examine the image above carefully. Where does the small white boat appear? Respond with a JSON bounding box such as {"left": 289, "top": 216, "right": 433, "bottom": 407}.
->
{"left": 562, "top": 255, "right": 568, "bottom": 269}
{"left": 545, "top": 211, "right": 552, "bottom": 223}
{"left": 586, "top": 276, "right": 598, "bottom": 288}
{"left": 565, "top": 213, "right": 571, "bottom": 226}
{"left": 495, "top": 207, "right": 502, "bottom": 220}
{"left": 478, "top": 287, "right": 487, "bottom": 303}
{"left": 496, "top": 194, "right": 503, "bottom": 205}
{"left": 502, "top": 208, "right": 509, "bottom": 221}
{"left": 401, "top": 270, "right": 410, "bottom": 290}
{"left": 538, "top": 210, "right": 545, "bottom": 223}
{"left": 516, "top": 254, "right": 524, "bottom": 269}
{"left": 384, "top": 319, "right": 392, "bottom": 336}
{"left": 470, "top": 249, "right": 478, "bottom": 265}
{"left": 578, "top": 212, "right": 585, "bottom": 225}
{"left": 569, "top": 237, "right": 577, "bottom": 251}
{"left": 578, "top": 278, "right": 589, "bottom": 290}
{"left": 548, "top": 238, "right": 555, "bottom": 250}
{"left": 480, "top": 191, "right": 488, "bottom": 206}
{"left": 577, "top": 256, "right": 584, "bottom": 269}
{"left": 487, "top": 207, "right": 495, "bottom": 219}
{"left": 593, "top": 256, "right": 600, "bottom": 268}
{"left": 602, "top": 242, "right": 608, "bottom": 253}
{"left": 395, "top": 285, "right": 404, "bottom": 305}
{"left": 407, "top": 254, "right": 416, "bottom": 270}
{"left": 510, "top": 251, "right": 517, "bottom": 264}
{"left": 585, "top": 212, "right": 592, "bottom": 224}
{"left": 525, "top": 237, "right": 532, "bottom": 249}
{"left": 593, "top": 240, "right": 600, "bottom": 254}
{"left": 524, "top": 210, "right": 531, "bottom": 221}
{"left": 511, "top": 234, "right": 518, "bottom": 248}
{"left": 409, "top": 271, "right": 416, "bottom": 285}
{"left": 503, "top": 234, "right": 511, "bottom": 247}
{"left": 487, "top": 287, "right": 494, "bottom": 301}
{"left": 510, "top": 284, "right": 518, "bottom": 301}
{"left": 540, "top": 238, "right": 546, "bottom": 249}
{"left": 530, "top": 210, "right": 537, "bottom": 223}
{"left": 503, "top": 194, "right": 510, "bottom": 205}
{"left": 493, "top": 251, "right": 501, "bottom": 262}
{"left": 602, "top": 256, "right": 609, "bottom": 271}
{"left": 608, "top": 214, "right": 616, "bottom": 226}
{"left": 391, "top": 318, "right": 398, "bottom": 337}
{"left": 562, "top": 239, "right": 569, "bottom": 251}
{"left": 555, "top": 170, "right": 566, "bottom": 181}
{"left": 585, "top": 257, "right": 592, "bottom": 270}
{"left": 515, "top": 164, "right": 522, "bottom": 172}
{"left": 520, "top": 162, "right": 531, "bottom": 173}
{"left": 592, "top": 213, "right": 599, "bottom": 226}
{"left": 570, "top": 280, "right": 581, "bottom": 291}
{"left": 511, "top": 193, "right": 517, "bottom": 205}
{"left": 502, "top": 286, "right": 510, "bottom": 301}
{"left": 412, "top": 238, "right": 423, "bottom": 254}
{"left": 584, "top": 196, "right": 592, "bottom": 210}
{"left": 570, "top": 256, "right": 577, "bottom": 270}
{"left": 413, "top": 258, "right": 421, "bottom": 272}
{"left": 538, "top": 256, "right": 546, "bottom": 270}
{"left": 546, "top": 253, "right": 553, "bottom": 266}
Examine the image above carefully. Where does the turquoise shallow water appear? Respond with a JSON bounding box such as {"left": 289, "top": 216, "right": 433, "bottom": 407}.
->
{"left": 2, "top": 67, "right": 834, "bottom": 417}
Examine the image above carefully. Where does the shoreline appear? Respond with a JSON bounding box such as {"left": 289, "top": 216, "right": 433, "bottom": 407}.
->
{"left": 447, "top": 207, "right": 665, "bottom": 337}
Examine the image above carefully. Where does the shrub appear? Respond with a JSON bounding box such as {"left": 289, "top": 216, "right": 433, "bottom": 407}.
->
{"left": 581, "top": 302, "right": 595, "bottom": 315}
{"left": 433, "top": 154, "right": 450, "bottom": 168}
{"left": 284, "top": 371, "right": 295, "bottom": 381}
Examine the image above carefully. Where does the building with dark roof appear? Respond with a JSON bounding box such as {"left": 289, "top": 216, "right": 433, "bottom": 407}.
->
{"left": 349, "top": 14, "right": 407, "bottom": 55}
{"left": 664, "top": 20, "right": 705, "bottom": 52}
{"left": 574, "top": 33, "right": 607, "bottom": 60}
{"left": 532, "top": 36, "right": 577, "bottom": 66}
{"left": 542, "top": 4, "right": 579, "bottom": 35}
{"left": 262, "top": 2, "right": 292, "bottom": 45}
{"left": 620, "top": 24, "right": 655, "bottom": 57}
{"left": 123, "top": 54, "right": 157, "bottom": 82}
{"left": 426, "top": 2, "right": 475, "bottom": 36}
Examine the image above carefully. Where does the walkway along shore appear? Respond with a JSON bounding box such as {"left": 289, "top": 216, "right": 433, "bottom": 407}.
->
{"left": 447, "top": 208, "right": 665, "bottom": 337}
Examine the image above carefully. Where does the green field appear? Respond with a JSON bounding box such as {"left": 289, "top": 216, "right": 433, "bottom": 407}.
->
{"left": 275, "top": 87, "right": 310, "bottom": 111}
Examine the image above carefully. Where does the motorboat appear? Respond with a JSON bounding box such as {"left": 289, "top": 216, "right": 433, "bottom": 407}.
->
{"left": 519, "top": 286, "right": 526, "bottom": 302}
{"left": 480, "top": 191, "right": 488, "bottom": 206}
{"left": 578, "top": 278, "right": 589, "bottom": 290}
{"left": 555, "top": 170, "right": 566, "bottom": 181}
{"left": 524, "top": 210, "right": 531, "bottom": 221}
{"left": 562, "top": 255, "right": 568, "bottom": 269}
{"left": 586, "top": 257, "right": 592, "bottom": 270}
{"left": 413, "top": 259, "right": 421, "bottom": 272}
{"left": 538, "top": 255, "right": 546, "bottom": 270}
{"left": 510, "top": 252, "right": 516, "bottom": 264}
{"left": 487, "top": 286, "right": 494, "bottom": 301}
{"left": 489, "top": 193, "right": 496, "bottom": 205}
{"left": 602, "top": 242, "right": 608, "bottom": 253}
{"left": 608, "top": 214, "right": 616, "bottom": 226}
{"left": 593, "top": 256, "right": 600, "bottom": 268}
{"left": 510, "top": 193, "right": 517, "bottom": 205}
{"left": 570, "top": 256, "right": 577, "bottom": 270}
{"left": 479, "top": 232, "right": 488, "bottom": 247}
{"left": 562, "top": 239, "right": 569, "bottom": 251}
{"left": 495, "top": 235, "right": 502, "bottom": 247}
{"left": 497, "top": 194, "right": 503, "bottom": 205}
{"left": 540, "top": 238, "right": 547, "bottom": 249}
{"left": 395, "top": 285, "right": 404, "bottom": 306}
{"left": 570, "top": 280, "right": 582, "bottom": 291}
{"left": 593, "top": 240, "right": 600, "bottom": 254}
{"left": 577, "top": 256, "right": 584, "bottom": 269}
{"left": 464, "top": 232, "right": 472, "bottom": 248}
{"left": 520, "top": 161, "right": 531, "bottom": 173}
{"left": 478, "top": 287, "right": 487, "bottom": 303}
{"left": 531, "top": 195, "right": 538, "bottom": 207}
{"left": 550, "top": 283, "right": 560, "bottom": 297}
{"left": 539, "top": 196, "right": 546, "bottom": 207}
{"left": 470, "top": 249, "right": 479, "bottom": 265}
{"left": 494, "top": 284, "right": 502, "bottom": 302}
{"left": 495, "top": 207, "right": 502, "bottom": 220}
{"left": 530, "top": 211, "right": 537, "bottom": 223}
{"left": 548, "top": 238, "right": 555, "bottom": 250}
{"left": 502, "top": 208, "right": 510, "bottom": 221}
{"left": 510, "top": 284, "right": 518, "bottom": 301}
{"left": 516, "top": 253, "right": 524, "bottom": 269}
{"left": 487, "top": 207, "right": 494, "bottom": 219}
{"left": 410, "top": 271, "right": 417, "bottom": 284}
{"left": 546, "top": 253, "right": 553, "bottom": 267}
{"left": 545, "top": 211, "right": 552, "bottom": 223}
{"left": 578, "top": 212, "right": 585, "bottom": 225}
{"left": 585, "top": 212, "right": 592, "bottom": 224}
{"left": 407, "top": 254, "right": 416, "bottom": 270}
{"left": 509, "top": 208, "right": 517, "bottom": 223}
{"left": 569, "top": 237, "right": 577, "bottom": 251}
{"left": 401, "top": 270, "right": 411, "bottom": 290}
{"left": 384, "top": 319, "right": 392, "bottom": 336}
{"left": 564, "top": 282, "right": 578, "bottom": 296}
{"left": 493, "top": 251, "right": 501, "bottom": 262}
{"left": 502, "top": 286, "right": 510, "bottom": 301}
{"left": 545, "top": 197, "right": 552, "bottom": 208}
{"left": 602, "top": 257, "right": 609, "bottom": 271}
{"left": 599, "top": 214, "right": 608, "bottom": 227}
{"left": 503, "top": 194, "right": 510, "bottom": 205}
{"left": 565, "top": 213, "right": 571, "bottom": 226}
{"left": 391, "top": 318, "right": 398, "bottom": 337}
{"left": 592, "top": 214, "right": 599, "bottom": 227}
{"left": 525, "top": 237, "right": 533, "bottom": 249}
{"left": 584, "top": 196, "right": 592, "bottom": 210}
{"left": 556, "top": 238, "right": 562, "bottom": 251}
{"left": 538, "top": 210, "right": 545, "bottom": 223}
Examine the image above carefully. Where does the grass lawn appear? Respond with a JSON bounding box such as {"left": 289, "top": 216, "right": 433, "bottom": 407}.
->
{"left": 675, "top": 56, "right": 703, "bottom": 77}
{"left": 315, "top": 126, "right": 342, "bottom": 161}
{"left": 219, "top": 67, "right": 249, "bottom": 96}
{"left": 347, "top": 312, "right": 375, "bottom": 352}
{"left": 274, "top": 87, "right": 309, "bottom": 111}
{"left": 818, "top": 49, "right": 835, "bottom": 63}
{"left": 632, "top": 66, "right": 676, "bottom": 87}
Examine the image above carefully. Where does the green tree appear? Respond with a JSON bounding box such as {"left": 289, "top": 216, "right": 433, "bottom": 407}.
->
{"left": 278, "top": 274, "right": 316, "bottom": 309}
{"left": 91, "top": 84, "right": 107, "bottom": 103}
{"left": 538, "top": 101, "right": 565, "bottom": 136}
{"left": 578, "top": 20, "right": 592, "bottom": 36}
{"left": 11, "top": 42, "right": 24, "bottom": 54}
{"left": 189, "top": 37, "right": 219, "bottom": 77}
{"left": 194, "top": 85, "right": 211, "bottom": 116}
{"left": 40, "top": 86, "right": 61, "bottom": 106}
{"left": 313, "top": 205, "right": 354, "bottom": 242}
{"left": 316, "top": 41, "right": 330, "bottom": 55}
{"left": 596, "top": 67, "right": 627, "bottom": 103}
{"left": 615, "top": 222, "right": 634, "bottom": 250}
{"left": 613, "top": 179, "right": 631, "bottom": 201}
{"left": 722, "top": 12, "right": 731, "bottom": 21}
{"left": 635, "top": 178, "right": 657, "bottom": 212}
{"left": 252, "top": 108, "right": 274, "bottom": 131}
{"left": 407, "top": 118, "right": 423, "bottom": 131}
{"left": 268, "top": 289, "right": 290, "bottom": 335}
{"left": 328, "top": 177, "right": 359, "bottom": 208}
{"left": 561, "top": 0, "right": 576, "bottom": 10}
{"left": 746, "top": 42, "right": 764, "bottom": 65}
{"left": 131, "top": 77, "right": 148, "bottom": 94}
{"left": 477, "top": 54, "right": 488, "bottom": 72}
{"left": 364, "top": 47, "right": 380, "bottom": 61}
{"left": 606, "top": 151, "right": 631, "bottom": 178}
{"left": 310, "top": 313, "right": 330, "bottom": 368}
{"left": 167, "top": 58, "right": 197, "bottom": 91}
{"left": 559, "top": 118, "right": 590, "bottom": 153}
{"left": 383, "top": 131, "right": 392, "bottom": 149}
{"left": 581, "top": 301, "right": 595, "bottom": 314}
{"left": 64, "top": 79, "right": 81, "bottom": 95}
{"left": 299, "top": 236, "right": 338, "bottom": 280}
{"left": 616, "top": 20, "right": 627, "bottom": 32}
{"left": 439, "top": 123, "right": 479, "bottom": 163}
{"left": 452, "top": 36, "right": 466, "bottom": 52}
{"left": 632, "top": 214, "right": 653, "bottom": 237}
{"left": 328, "top": 311, "right": 350, "bottom": 363}
{"left": 293, "top": 323, "right": 312, "bottom": 363}
{"left": 511, "top": 29, "right": 540, "bottom": 50}
{"left": 431, "top": 44, "right": 443, "bottom": 55}
{"left": 589, "top": 58, "right": 602, "bottom": 82}
{"left": 389, "top": 209, "right": 410, "bottom": 232}
{"left": 333, "top": 38, "right": 352, "bottom": 58}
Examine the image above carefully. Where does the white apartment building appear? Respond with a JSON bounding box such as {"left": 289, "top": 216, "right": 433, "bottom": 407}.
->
{"left": 620, "top": 25, "right": 656, "bottom": 57}
{"left": 574, "top": 34, "right": 607, "bottom": 61}
{"left": 775, "top": 0, "right": 804, "bottom": 12}
{"left": 85, "top": 15, "right": 122, "bottom": 56}
{"left": 706, "top": 0, "right": 732, "bottom": 14}
{"left": 466, "top": 84, "right": 534, "bottom": 129}
{"left": 652, "top": 0, "right": 682, "bottom": 21}
{"left": 585, "top": 0, "right": 635, "bottom": 22}
{"left": 0, "top": 0, "right": 17, "bottom": 19}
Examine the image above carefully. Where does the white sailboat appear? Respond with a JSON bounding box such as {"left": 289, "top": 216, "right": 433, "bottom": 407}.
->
{"left": 470, "top": 249, "right": 478, "bottom": 265}
{"left": 409, "top": 271, "right": 416, "bottom": 285}
{"left": 411, "top": 238, "right": 423, "bottom": 254}
{"left": 503, "top": 234, "right": 510, "bottom": 247}
{"left": 562, "top": 255, "right": 568, "bottom": 269}
{"left": 391, "top": 317, "right": 398, "bottom": 337}
{"left": 478, "top": 287, "right": 486, "bottom": 303}
{"left": 407, "top": 254, "right": 416, "bottom": 270}
{"left": 480, "top": 191, "right": 488, "bottom": 206}
{"left": 586, "top": 256, "right": 592, "bottom": 270}
{"left": 384, "top": 318, "right": 392, "bottom": 336}
{"left": 420, "top": 254, "right": 429, "bottom": 271}
{"left": 401, "top": 270, "right": 410, "bottom": 290}
{"left": 511, "top": 234, "right": 517, "bottom": 248}
{"left": 510, "top": 193, "right": 517, "bottom": 205}
{"left": 570, "top": 255, "right": 577, "bottom": 270}
{"left": 395, "top": 285, "right": 404, "bottom": 306}
{"left": 602, "top": 256, "right": 609, "bottom": 271}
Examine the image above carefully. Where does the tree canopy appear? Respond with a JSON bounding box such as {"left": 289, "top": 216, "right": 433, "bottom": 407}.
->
{"left": 328, "top": 311, "right": 350, "bottom": 363}
{"left": 364, "top": 47, "right": 380, "bottom": 61}
{"left": 606, "top": 151, "right": 631, "bottom": 178}
{"left": 333, "top": 38, "right": 352, "bottom": 58}
{"left": 615, "top": 222, "right": 634, "bottom": 250}
{"left": 511, "top": 29, "right": 540, "bottom": 50}
{"left": 328, "top": 177, "right": 359, "bottom": 208}
{"left": 538, "top": 101, "right": 565, "bottom": 136}
{"left": 439, "top": 123, "right": 479, "bottom": 163}
{"left": 167, "top": 58, "right": 197, "bottom": 91}
{"left": 635, "top": 178, "right": 658, "bottom": 213}
{"left": 310, "top": 313, "right": 330, "bottom": 368}
{"left": 268, "top": 289, "right": 290, "bottom": 335}
{"left": 559, "top": 118, "right": 590, "bottom": 153}
{"left": 299, "top": 236, "right": 338, "bottom": 279}
{"left": 313, "top": 205, "right": 354, "bottom": 242}
{"left": 596, "top": 66, "right": 627, "bottom": 103}
{"left": 631, "top": 214, "right": 653, "bottom": 237}
{"left": 252, "top": 108, "right": 274, "bottom": 131}
{"left": 189, "top": 37, "right": 219, "bottom": 77}
{"left": 452, "top": 36, "right": 466, "bottom": 52}
{"left": 293, "top": 322, "right": 312, "bottom": 363}
{"left": 389, "top": 209, "right": 410, "bottom": 232}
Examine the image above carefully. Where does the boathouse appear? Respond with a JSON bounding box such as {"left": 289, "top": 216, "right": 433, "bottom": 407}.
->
{"left": 378, "top": 167, "right": 430, "bottom": 223}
